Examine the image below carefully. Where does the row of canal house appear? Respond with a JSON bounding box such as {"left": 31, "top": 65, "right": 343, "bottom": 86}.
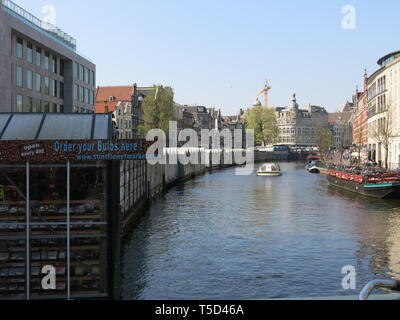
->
{"left": 353, "top": 51, "right": 400, "bottom": 169}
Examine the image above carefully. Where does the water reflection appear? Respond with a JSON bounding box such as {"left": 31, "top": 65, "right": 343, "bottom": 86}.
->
{"left": 122, "top": 162, "right": 400, "bottom": 299}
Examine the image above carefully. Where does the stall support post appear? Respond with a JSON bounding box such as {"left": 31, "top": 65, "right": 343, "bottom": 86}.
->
{"left": 26, "top": 161, "right": 30, "bottom": 300}
{"left": 67, "top": 161, "right": 71, "bottom": 299}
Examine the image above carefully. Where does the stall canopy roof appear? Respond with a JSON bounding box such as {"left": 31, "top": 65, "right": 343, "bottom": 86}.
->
{"left": 0, "top": 113, "right": 114, "bottom": 140}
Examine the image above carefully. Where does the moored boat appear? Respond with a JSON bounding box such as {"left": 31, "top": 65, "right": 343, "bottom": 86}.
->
{"left": 327, "top": 168, "right": 400, "bottom": 198}
{"left": 307, "top": 165, "right": 328, "bottom": 174}
{"left": 306, "top": 160, "right": 327, "bottom": 174}
{"left": 257, "top": 163, "right": 282, "bottom": 176}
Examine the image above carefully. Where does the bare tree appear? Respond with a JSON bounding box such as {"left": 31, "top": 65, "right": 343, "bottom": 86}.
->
{"left": 372, "top": 102, "right": 394, "bottom": 168}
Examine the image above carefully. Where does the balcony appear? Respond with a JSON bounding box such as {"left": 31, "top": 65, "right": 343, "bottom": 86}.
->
{"left": 2, "top": 0, "right": 77, "bottom": 51}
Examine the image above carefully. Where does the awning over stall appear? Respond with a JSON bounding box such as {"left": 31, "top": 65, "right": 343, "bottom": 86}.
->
{"left": 0, "top": 113, "right": 115, "bottom": 140}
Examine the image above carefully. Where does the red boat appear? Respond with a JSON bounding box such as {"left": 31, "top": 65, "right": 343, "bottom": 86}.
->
{"left": 327, "top": 169, "right": 400, "bottom": 199}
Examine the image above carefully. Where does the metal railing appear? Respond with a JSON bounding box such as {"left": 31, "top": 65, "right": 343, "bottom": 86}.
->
{"left": 2, "top": 0, "right": 77, "bottom": 51}
{"left": 359, "top": 279, "right": 400, "bottom": 300}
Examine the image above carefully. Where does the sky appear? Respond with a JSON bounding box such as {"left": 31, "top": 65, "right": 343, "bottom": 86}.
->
{"left": 14, "top": 0, "right": 400, "bottom": 114}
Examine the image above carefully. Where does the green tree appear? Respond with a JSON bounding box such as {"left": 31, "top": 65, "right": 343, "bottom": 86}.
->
{"left": 316, "top": 126, "right": 333, "bottom": 158}
{"left": 140, "top": 85, "right": 174, "bottom": 136}
{"left": 245, "top": 106, "right": 279, "bottom": 146}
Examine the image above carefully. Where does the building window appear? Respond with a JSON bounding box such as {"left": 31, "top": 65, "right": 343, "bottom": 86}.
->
{"left": 16, "top": 38, "right": 23, "bottom": 59}
{"left": 44, "top": 101, "right": 50, "bottom": 113}
{"left": 26, "top": 97, "right": 33, "bottom": 113}
{"left": 60, "top": 105, "right": 64, "bottom": 113}
{"left": 73, "top": 84, "right": 78, "bottom": 100}
{"left": 84, "top": 67, "right": 89, "bottom": 83}
{"left": 27, "top": 43, "right": 33, "bottom": 63}
{"left": 84, "top": 87, "right": 89, "bottom": 104}
{"left": 79, "top": 65, "right": 84, "bottom": 81}
{"left": 16, "top": 66, "right": 23, "bottom": 87}
{"left": 89, "top": 90, "right": 94, "bottom": 105}
{"left": 52, "top": 56, "right": 57, "bottom": 74}
{"left": 60, "top": 59, "right": 64, "bottom": 76}
{"left": 91, "top": 70, "right": 95, "bottom": 86}
{"left": 73, "top": 62, "right": 78, "bottom": 78}
{"left": 16, "top": 95, "right": 23, "bottom": 112}
{"left": 44, "top": 77, "right": 50, "bottom": 95}
{"left": 35, "top": 48, "right": 41, "bottom": 67}
{"left": 79, "top": 86, "right": 84, "bottom": 102}
{"left": 35, "top": 73, "right": 41, "bottom": 92}
{"left": 60, "top": 82, "right": 64, "bottom": 99}
{"left": 26, "top": 70, "right": 33, "bottom": 90}
{"left": 44, "top": 52, "right": 50, "bottom": 70}
{"left": 51, "top": 79, "right": 57, "bottom": 97}
{"left": 35, "top": 100, "right": 42, "bottom": 112}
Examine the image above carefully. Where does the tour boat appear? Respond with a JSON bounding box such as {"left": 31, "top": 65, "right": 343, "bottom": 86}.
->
{"left": 327, "top": 169, "right": 400, "bottom": 199}
{"left": 306, "top": 161, "right": 328, "bottom": 174}
{"left": 257, "top": 163, "right": 282, "bottom": 176}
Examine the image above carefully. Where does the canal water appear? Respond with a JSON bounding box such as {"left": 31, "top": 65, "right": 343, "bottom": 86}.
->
{"left": 121, "top": 162, "right": 400, "bottom": 299}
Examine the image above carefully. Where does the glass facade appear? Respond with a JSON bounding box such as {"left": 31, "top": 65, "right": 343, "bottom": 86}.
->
{"left": 0, "top": 163, "right": 108, "bottom": 299}
{"left": 10, "top": 32, "right": 95, "bottom": 115}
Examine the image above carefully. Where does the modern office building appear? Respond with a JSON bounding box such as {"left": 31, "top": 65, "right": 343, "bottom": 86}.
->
{"left": 0, "top": 0, "right": 96, "bottom": 113}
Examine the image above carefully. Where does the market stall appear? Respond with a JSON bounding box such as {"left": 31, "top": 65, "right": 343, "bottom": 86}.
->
{"left": 0, "top": 113, "right": 149, "bottom": 300}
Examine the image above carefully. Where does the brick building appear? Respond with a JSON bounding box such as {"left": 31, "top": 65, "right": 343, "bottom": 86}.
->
{"left": 352, "top": 72, "right": 369, "bottom": 156}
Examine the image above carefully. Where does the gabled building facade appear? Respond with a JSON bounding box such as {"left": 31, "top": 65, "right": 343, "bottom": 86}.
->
{"left": 95, "top": 84, "right": 140, "bottom": 139}
{"left": 329, "top": 109, "right": 353, "bottom": 151}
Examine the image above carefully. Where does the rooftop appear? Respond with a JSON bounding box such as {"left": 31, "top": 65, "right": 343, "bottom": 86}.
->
{"left": 377, "top": 50, "right": 400, "bottom": 67}
{"left": 96, "top": 86, "right": 134, "bottom": 113}
{"left": 328, "top": 112, "right": 352, "bottom": 124}
{"left": 2, "top": 0, "right": 77, "bottom": 51}
{"left": 0, "top": 113, "right": 114, "bottom": 140}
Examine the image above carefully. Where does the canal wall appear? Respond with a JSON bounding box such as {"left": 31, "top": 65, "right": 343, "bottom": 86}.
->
{"left": 121, "top": 149, "right": 207, "bottom": 236}
{"left": 254, "top": 150, "right": 290, "bottom": 163}
{"left": 121, "top": 149, "right": 289, "bottom": 236}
